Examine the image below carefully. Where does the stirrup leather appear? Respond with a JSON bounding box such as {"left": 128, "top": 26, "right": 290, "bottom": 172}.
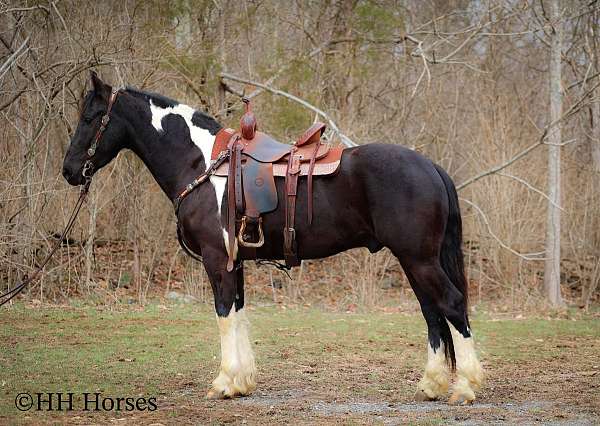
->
{"left": 237, "top": 216, "right": 264, "bottom": 248}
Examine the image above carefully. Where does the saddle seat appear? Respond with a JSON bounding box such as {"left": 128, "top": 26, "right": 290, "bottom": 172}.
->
{"left": 211, "top": 99, "right": 345, "bottom": 271}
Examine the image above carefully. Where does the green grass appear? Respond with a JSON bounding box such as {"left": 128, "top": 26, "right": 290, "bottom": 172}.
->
{"left": 1, "top": 303, "right": 599, "bottom": 423}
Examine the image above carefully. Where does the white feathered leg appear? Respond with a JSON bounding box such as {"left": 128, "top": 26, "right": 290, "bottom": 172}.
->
{"left": 448, "top": 325, "right": 484, "bottom": 405}
{"left": 415, "top": 342, "right": 450, "bottom": 401}
{"left": 207, "top": 308, "right": 256, "bottom": 399}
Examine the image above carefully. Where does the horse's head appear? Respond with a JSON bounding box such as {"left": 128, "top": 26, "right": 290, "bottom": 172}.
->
{"left": 63, "top": 72, "right": 129, "bottom": 186}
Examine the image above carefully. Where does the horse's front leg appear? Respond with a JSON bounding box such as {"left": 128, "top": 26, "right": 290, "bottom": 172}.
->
{"left": 204, "top": 257, "right": 256, "bottom": 399}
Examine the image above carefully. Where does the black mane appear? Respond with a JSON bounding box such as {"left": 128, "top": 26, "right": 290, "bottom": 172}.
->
{"left": 125, "top": 86, "right": 222, "bottom": 135}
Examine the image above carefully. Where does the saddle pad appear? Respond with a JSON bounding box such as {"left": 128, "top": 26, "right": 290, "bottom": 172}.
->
{"left": 214, "top": 159, "right": 341, "bottom": 177}
{"left": 213, "top": 146, "right": 344, "bottom": 177}
{"left": 271, "top": 161, "right": 340, "bottom": 177}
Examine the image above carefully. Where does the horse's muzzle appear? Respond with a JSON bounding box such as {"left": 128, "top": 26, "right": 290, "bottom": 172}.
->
{"left": 62, "top": 165, "right": 84, "bottom": 186}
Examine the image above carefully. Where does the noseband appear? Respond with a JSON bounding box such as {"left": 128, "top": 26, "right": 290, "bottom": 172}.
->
{"left": 83, "top": 87, "right": 120, "bottom": 179}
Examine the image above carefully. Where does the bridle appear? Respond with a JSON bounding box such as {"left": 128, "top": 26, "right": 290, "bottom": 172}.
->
{"left": 82, "top": 87, "right": 120, "bottom": 179}
{"left": 0, "top": 87, "right": 120, "bottom": 307}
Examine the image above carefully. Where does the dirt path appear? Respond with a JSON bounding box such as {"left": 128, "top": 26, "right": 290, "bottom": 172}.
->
{"left": 1, "top": 304, "right": 598, "bottom": 424}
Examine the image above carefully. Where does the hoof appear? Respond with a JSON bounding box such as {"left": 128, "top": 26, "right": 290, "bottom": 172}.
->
{"left": 206, "top": 371, "right": 256, "bottom": 400}
{"left": 206, "top": 388, "right": 228, "bottom": 400}
{"left": 448, "top": 391, "right": 475, "bottom": 405}
{"left": 414, "top": 389, "right": 438, "bottom": 402}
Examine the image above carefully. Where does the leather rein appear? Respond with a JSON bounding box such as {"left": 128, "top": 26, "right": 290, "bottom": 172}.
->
{"left": 0, "top": 88, "right": 120, "bottom": 307}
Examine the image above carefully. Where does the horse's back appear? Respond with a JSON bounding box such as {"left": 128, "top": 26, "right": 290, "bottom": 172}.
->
{"left": 340, "top": 143, "right": 448, "bottom": 201}
{"left": 338, "top": 143, "right": 450, "bottom": 253}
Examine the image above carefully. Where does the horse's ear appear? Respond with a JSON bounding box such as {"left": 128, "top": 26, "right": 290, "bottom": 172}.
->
{"left": 90, "top": 71, "right": 110, "bottom": 99}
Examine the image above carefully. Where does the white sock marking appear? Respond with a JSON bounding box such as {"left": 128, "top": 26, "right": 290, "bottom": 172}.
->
{"left": 418, "top": 342, "right": 449, "bottom": 398}
{"left": 211, "top": 308, "right": 256, "bottom": 397}
{"left": 448, "top": 323, "right": 484, "bottom": 400}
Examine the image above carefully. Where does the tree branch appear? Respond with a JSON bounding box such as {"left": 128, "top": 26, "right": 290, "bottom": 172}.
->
{"left": 460, "top": 197, "right": 546, "bottom": 261}
{"left": 216, "top": 40, "right": 333, "bottom": 117}
{"left": 0, "top": 36, "right": 29, "bottom": 80}
{"left": 457, "top": 79, "right": 600, "bottom": 190}
{"left": 219, "top": 72, "right": 358, "bottom": 147}
{"left": 498, "top": 172, "right": 564, "bottom": 211}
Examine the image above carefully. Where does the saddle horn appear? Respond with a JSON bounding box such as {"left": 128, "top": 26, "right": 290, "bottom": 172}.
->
{"left": 240, "top": 98, "right": 257, "bottom": 140}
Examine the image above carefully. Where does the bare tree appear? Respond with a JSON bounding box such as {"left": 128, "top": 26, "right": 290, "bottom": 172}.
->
{"left": 544, "top": 0, "right": 564, "bottom": 306}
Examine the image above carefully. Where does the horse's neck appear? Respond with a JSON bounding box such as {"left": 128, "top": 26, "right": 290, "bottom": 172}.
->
{"left": 123, "top": 96, "right": 219, "bottom": 201}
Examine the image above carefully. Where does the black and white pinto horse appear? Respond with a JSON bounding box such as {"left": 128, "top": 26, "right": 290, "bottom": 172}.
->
{"left": 63, "top": 73, "right": 483, "bottom": 404}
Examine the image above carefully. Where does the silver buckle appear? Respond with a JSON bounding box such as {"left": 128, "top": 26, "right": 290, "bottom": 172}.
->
{"left": 82, "top": 160, "right": 94, "bottom": 178}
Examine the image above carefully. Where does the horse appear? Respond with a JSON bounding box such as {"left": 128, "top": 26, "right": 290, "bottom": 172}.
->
{"left": 62, "top": 72, "right": 483, "bottom": 404}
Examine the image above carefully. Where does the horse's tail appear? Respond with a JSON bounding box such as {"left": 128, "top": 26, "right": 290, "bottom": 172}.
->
{"left": 434, "top": 164, "right": 469, "bottom": 370}
{"left": 435, "top": 165, "right": 468, "bottom": 306}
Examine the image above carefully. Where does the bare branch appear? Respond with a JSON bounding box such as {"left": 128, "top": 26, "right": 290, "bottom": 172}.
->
{"left": 0, "top": 36, "right": 29, "bottom": 80}
{"left": 497, "top": 172, "right": 564, "bottom": 211}
{"left": 219, "top": 72, "right": 358, "bottom": 147}
{"left": 457, "top": 80, "right": 600, "bottom": 190}
{"left": 217, "top": 40, "right": 333, "bottom": 116}
{"left": 460, "top": 197, "right": 546, "bottom": 261}
{"left": 1, "top": 5, "right": 50, "bottom": 14}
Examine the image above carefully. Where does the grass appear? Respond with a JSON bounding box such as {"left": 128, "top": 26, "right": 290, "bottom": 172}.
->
{"left": 1, "top": 303, "right": 599, "bottom": 424}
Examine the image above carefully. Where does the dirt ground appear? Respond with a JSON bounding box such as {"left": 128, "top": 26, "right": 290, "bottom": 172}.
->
{"left": 1, "top": 303, "right": 599, "bottom": 425}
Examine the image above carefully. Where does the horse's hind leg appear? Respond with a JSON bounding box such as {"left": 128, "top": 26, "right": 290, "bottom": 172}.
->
{"left": 403, "top": 259, "right": 483, "bottom": 404}
{"left": 448, "top": 318, "right": 483, "bottom": 405}
{"left": 403, "top": 268, "right": 450, "bottom": 401}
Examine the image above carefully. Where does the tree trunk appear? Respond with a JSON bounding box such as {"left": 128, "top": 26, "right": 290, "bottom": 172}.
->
{"left": 174, "top": 0, "right": 192, "bottom": 50}
{"left": 544, "top": 0, "right": 563, "bottom": 306}
{"left": 217, "top": 0, "right": 227, "bottom": 115}
{"left": 590, "top": 7, "right": 600, "bottom": 173}
{"left": 592, "top": 93, "right": 600, "bottom": 173}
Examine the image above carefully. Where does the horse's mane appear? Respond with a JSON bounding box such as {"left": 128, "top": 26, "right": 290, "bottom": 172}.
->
{"left": 125, "top": 86, "right": 221, "bottom": 133}
{"left": 125, "top": 86, "right": 179, "bottom": 108}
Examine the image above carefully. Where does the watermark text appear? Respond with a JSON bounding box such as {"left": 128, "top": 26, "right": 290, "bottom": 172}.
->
{"left": 15, "top": 392, "right": 157, "bottom": 412}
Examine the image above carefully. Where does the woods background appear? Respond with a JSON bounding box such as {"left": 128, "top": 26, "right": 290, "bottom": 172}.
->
{"left": 1, "top": 0, "right": 599, "bottom": 310}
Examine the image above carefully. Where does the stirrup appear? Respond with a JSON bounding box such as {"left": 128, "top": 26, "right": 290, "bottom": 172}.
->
{"left": 238, "top": 216, "right": 264, "bottom": 248}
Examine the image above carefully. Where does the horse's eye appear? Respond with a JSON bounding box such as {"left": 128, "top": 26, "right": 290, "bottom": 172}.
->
{"left": 83, "top": 115, "right": 94, "bottom": 124}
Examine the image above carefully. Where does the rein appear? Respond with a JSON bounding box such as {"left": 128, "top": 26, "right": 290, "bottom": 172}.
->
{"left": 173, "top": 149, "right": 230, "bottom": 215}
{"left": 0, "top": 88, "right": 120, "bottom": 308}
{"left": 0, "top": 181, "right": 91, "bottom": 306}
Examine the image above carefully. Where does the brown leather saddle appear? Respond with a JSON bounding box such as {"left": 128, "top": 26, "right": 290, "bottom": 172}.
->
{"left": 211, "top": 99, "right": 344, "bottom": 271}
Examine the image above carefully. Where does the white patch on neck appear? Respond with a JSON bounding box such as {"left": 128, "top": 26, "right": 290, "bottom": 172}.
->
{"left": 148, "top": 99, "right": 229, "bottom": 250}
{"left": 149, "top": 100, "right": 213, "bottom": 163}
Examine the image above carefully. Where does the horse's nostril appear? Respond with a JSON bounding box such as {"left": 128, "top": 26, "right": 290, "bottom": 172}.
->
{"left": 62, "top": 166, "right": 72, "bottom": 180}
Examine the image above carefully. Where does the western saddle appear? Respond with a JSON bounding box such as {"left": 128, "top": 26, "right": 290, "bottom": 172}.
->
{"left": 207, "top": 99, "right": 345, "bottom": 272}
